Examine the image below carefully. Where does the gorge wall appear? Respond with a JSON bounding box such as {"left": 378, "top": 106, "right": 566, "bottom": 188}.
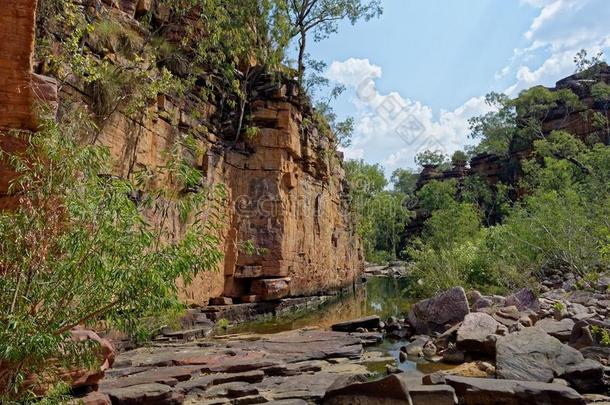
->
{"left": 0, "top": 0, "right": 363, "bottom": 306}
{"left": 417, "top": 66, "right": 610, "bottom": 191}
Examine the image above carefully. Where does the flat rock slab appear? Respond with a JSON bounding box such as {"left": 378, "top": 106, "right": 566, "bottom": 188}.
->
{"left": 104, "top": 383, "right": 184, "bottom": 405}
{"left": 537, "top": 318, "right": 575, "bottom": 342}
{"left": 101, "top": 329, "right": 367, "bottom": 404}
{"left": 230, "top": 329, "right": 363, "bottom": 363}
{"left": 496, "top": 326, "right": 584, "bottom": 382}
{"left": 435, "top": 375, "right": 585, "bottom": 405}
{"left": 322, "top": 373, "right": 457, "bottom": 405}
{"left": 100, "top": 365, "right": 204, "bottom": 390}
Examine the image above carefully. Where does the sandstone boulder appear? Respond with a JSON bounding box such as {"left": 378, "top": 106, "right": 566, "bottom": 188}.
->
{"left": 456, "top": 312, "right": 505, "bottom": 355}
{"left": 505, "top": 288, "right": 539, "bottom": 311}
{"left": 428, "top": 375, "right": 585, "bottom": 405}
{"left": 537, "top": 318, "right": 575, "bottom": 342}
{"left": 64, "top": 329, "right": 115, "bottom": 389}
{"left": 408, "top": 287, "right": 470, "bottom": 335}
{"left": 251, "top": 278, "right": 290, "bottom": 300}
{"left": 496, "top": 326, "right": 605, "bottom": 391}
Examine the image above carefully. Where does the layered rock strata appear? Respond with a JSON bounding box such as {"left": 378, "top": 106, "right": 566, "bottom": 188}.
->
{"left": 0, "top": 0, "right": 363, "bottom": 307}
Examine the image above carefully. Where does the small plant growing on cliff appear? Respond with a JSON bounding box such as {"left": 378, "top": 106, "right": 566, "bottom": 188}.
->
{"left": 0, "top": 110, "right": 225, "bottom": 400}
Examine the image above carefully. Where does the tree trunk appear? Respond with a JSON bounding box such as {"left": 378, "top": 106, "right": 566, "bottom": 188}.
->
{"left": 297, "top": 31, "right": 306, "bottom": 86}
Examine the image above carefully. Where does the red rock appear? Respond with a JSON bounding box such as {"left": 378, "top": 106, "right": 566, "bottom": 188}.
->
{"left": 239, "top": 295, "right": 260, "bottom": 303}
{"left": 234, "top": 265, "right": 264, "bottom": 279}
{"left": 69, "top": 392, "right": 111, "bottom": 405}
{"left": 136, "top": 0, "right": 152, "bottom": 16}
{"left": 251, "top": 278, "right": 290, "bottom": 301}
{"left": 66, "top": 328, "right": 116, "bottom": 389}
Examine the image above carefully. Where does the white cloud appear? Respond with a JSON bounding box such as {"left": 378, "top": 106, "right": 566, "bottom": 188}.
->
{"left": 326, "top": 58, "right": 382, "bottom": 87}
{"left": 328, "top": 59, "right": 492, "bottom": 172}
{"left": 506, "top": 0, "right": 610, "bottom": 94}
{"left": 524, "top": 0, "right": 580, "bottom": 40}
{"left": 495, "top": 65, "right": 511, "bottom": 80}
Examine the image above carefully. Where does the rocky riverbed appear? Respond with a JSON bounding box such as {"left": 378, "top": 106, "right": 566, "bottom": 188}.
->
{"left": 74, "top": 274, "right": 610, "bottom": 404}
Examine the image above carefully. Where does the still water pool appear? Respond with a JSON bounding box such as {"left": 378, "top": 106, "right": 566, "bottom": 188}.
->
{"left": 226, "top": 277, "right": 453, "bottom": 376}
{"left": 226, "top": 277, "right": 412, "bottom": 335}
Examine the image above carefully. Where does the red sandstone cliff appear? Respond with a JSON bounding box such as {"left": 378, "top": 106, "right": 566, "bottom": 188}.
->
{"left": 0, "top": 0, "right": 363, "bottom": 306}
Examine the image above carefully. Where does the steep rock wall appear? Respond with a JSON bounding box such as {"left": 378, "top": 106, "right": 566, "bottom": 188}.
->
{"left": 0, "top": 0, "right": 363, "bottom": 306}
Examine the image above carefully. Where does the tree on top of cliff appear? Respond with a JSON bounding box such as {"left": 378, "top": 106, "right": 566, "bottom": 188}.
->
{"left": 414, "top": 150, "right": 450, "bottom": 170}
{"left": 277, "top": 0, "right": 382, "bottom": 85}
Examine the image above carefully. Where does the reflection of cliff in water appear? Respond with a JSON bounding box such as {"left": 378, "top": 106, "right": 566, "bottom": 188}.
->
{"left": 228, "top": 277, "right": 413, "bottom": 335}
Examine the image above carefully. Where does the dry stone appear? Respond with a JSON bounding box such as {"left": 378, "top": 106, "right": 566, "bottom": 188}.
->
{"left": 408, "top": 287, "right": 470, "bottom": 334}
{"left": 456, "top": 312, "right": 504, "bottom": 355}
{"left": 430, "top": 375, "right": 586, "bottom": 405}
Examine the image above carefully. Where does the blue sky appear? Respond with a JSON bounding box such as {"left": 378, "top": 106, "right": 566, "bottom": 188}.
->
{"left": 304, "top": 0, "right": 610, "bottom": 174}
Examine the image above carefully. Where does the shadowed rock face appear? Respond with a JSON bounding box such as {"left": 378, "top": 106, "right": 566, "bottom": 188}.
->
{"left": 408, "top": 287, "right": 470, "bottom": 335}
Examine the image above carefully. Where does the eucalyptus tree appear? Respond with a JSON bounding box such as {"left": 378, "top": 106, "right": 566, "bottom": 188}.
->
{"left": 278, "top": 0, "right": 382, "bottom": 84}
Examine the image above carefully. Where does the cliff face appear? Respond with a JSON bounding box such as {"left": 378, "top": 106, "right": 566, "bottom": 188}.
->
{"left": 417, "top": 68, "right": 610, "bottom": 191}
{"left": 0, "top": 0, "right": 363, "bottom": 306}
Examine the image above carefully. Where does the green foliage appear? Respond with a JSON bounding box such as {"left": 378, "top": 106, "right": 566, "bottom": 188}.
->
{"left": 408, "top": 129, "right": 610, "bottom": 297}
{"left": 574, "top": 49, "right": 606, "bottom": 77}
{"left": 345, "top": 160, "right": 411, "bottom": 261}
{"left": 591, "top": 325, "right": 610, "bottom": 347}
{"left": 311, "top": 82, "right": 354, "bottom": 148}
{"left": 468, "top": 92, "right": 517, "bottom": 156}
{"left": 451, "top": 150, "right": 468, "bottom": 166}
{"left": 414, "top": 150, "right": 449, "bottom": 169}
{"left": 468, "top": 87, "right": 582, "bottom": 156}
{"left": 591, "top": 82, "right": 610, "bottom": 103}
{"left": 0, "top": 112, "right": 224, "bottom": 400}
{"left": 217, "top": 319, "right": 230, "bottom": 330}
{"left": 278, "top": 0, "right": 383, "bottom": 83}
{"left": 390, "top": 168, "right": 418, "bottom": 197}
{"left": 401, "top": 50, "right": 610, "bottom": 298}
{"left": 422, "top": 202, "right": 481, "bottom": 251}
{"left": 416, "top": 180, "right": 457, "bottom": 212}
{"left": 89, "top": 18, "right": 142, "bottom": 57}
{"left": 406, "top": 200, "right": 528, "bottom": 296}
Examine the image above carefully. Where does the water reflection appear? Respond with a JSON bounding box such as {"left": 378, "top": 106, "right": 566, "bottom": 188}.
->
{"left": 227, "top": 277, "right": 413, "bottom": 335}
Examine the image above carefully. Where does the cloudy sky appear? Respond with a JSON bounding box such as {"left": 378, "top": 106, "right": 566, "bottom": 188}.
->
{"left": 307, "top": 0, "right": 610, "bottom": 175}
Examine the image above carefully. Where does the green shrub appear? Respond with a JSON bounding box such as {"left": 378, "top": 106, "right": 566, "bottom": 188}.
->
{"left": 0, "top": 111, "right": 225, "bottom": 400}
